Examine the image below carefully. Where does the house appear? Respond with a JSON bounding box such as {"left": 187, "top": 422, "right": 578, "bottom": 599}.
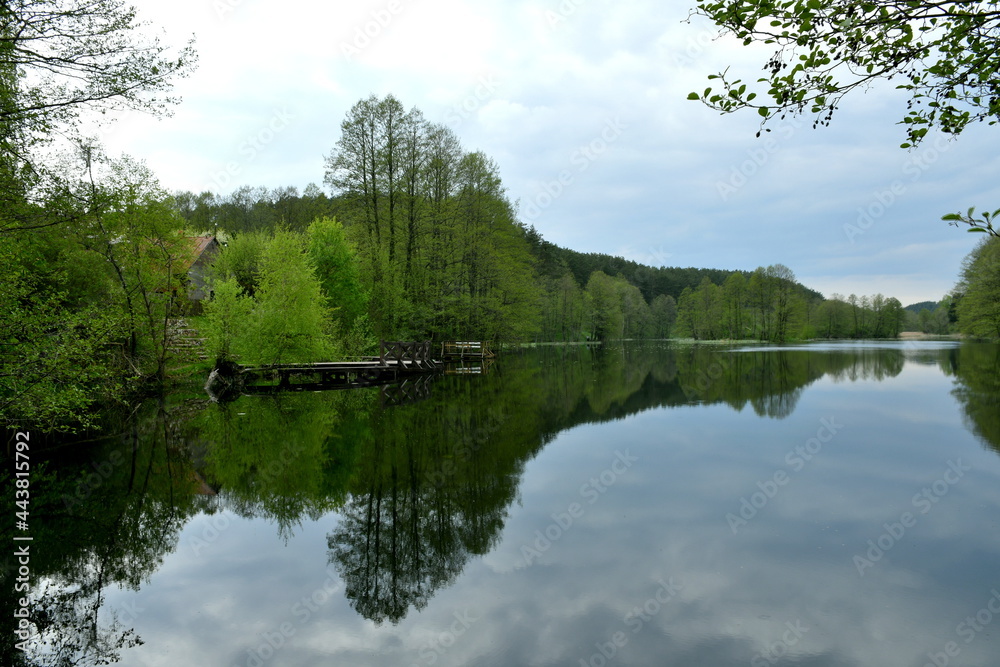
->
{"left": 182, "top": 235, "right": 220, "bottom": 301}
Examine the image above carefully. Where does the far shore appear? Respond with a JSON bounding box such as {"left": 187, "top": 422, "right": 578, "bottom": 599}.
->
{"left": 517, "top": 333, "right": 967, "bottom": 348}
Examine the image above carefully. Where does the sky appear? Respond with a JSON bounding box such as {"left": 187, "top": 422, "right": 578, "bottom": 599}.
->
{"left": 97, "top": 0, "right": 1000, "bottom": 307}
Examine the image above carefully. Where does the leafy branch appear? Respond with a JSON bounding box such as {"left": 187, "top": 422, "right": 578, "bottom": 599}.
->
{"left": 943, "top": 206, "right": 1000, "bottom": 236}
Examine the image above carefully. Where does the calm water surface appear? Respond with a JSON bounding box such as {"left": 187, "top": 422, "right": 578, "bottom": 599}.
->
{"left": 14, "top": 340, "right": 1000, "bottom": 666}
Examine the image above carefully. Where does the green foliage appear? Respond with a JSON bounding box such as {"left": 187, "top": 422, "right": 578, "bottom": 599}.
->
{"left": 819, "top": 292, "right": 906, "bottom": 338}
{"left": 210, "top": 230, "right": 268, "bottom": 296}
{"left": 0, "top": 154, "right": 197, "bottom": 430}
{"left": 205, "top": 228, "right": 338, "bottom": 365}
{"left": 943, "top": 206, "right": 1000, "bottom": 237}
{"left": 0, "top": 236, "right": 128, "bottom": 429}
{"left": 87, "top": 156, "right": 192, "bottom": 380}
{"left": 586, "top": 271, "right": 626, "bottom": 340}
{"left": 249, "top": 230, "right": 336, "bottom": 365}
{"left": 173, "top": 184, "right": 341, "bottom": 235}
{"left": 0, "top": 0, "right": 196, "bottom": 151}
{"left": 201, "top": 277, "right": 252, "bottom": 362}
{"left": 307, "top": 216, "right": 368, "bottom": 329}
{"left": 650, "top": 294, "right": 678, "bottom": 339}
{"left": 690, "top": 0, "right": 1000, "bottom": 148}
{"left": 905, "top": 296, "right": 955, "bottom": 334}
{"left": 721, "top": 272, "right": 747, "bottom": 338}
{"left": 956, "top": 237, "right": 1000, "bottom": 338}
{"left": 674, "top": 264, "right": 812, "bottom": 342}
{"left": 0, "top": 0, "right": 196, "bottom": 430}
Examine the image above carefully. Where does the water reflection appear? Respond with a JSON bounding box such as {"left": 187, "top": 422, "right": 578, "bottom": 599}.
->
{"left": 4, "top": 400, "right": 203, "bottom": 666}
{"left": 188, "top": 391, "right": 368, "bottom": 537}
{"left": 951, "top": 342, "right": 1000, "bottom": 452}
{"left": 8, "top": 341, "right": 1000, "bottom": 665}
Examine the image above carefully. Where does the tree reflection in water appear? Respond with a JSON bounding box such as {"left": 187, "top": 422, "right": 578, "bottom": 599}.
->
{"left": 9, "top": 341, "right": 999, "bottom": 661}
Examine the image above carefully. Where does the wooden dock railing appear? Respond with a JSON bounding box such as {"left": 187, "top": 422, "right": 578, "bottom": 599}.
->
{"left": 440, "top": 341, "right": 494, "bottom": 359}
{"left": 379, "top": 341, "right": 436, "bottom": 370}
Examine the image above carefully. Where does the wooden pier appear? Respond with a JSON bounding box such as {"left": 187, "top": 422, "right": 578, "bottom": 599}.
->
{"left": 206, "top": 340, "right": 496, "bottom": 399}
{"left": 207, "top": 341, "right": 441, "bottom": 397}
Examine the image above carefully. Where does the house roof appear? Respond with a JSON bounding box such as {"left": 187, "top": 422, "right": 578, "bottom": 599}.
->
{"left": 182, "top": 235, "right": 218, "bottom": 270}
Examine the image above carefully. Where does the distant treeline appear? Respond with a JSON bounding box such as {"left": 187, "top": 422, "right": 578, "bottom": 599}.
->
{"left": 174, "top": 183, "right": 831, "bottom": 343}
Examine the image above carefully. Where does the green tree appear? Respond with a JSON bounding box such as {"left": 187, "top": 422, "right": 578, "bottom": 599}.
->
{"left": 0, "top": 233, "right": 126, "bottom": 430}
{"left": 201, "top": 277, "right": 252, "bottom": 363}
{"left": 249, "top": 230, "right": 335, "bottom": 365}
{"left": 816, "top": 295, "right": 851, "bottom": 338}
{"left": 0, "top": 0, "right": 196, "bottom": 430}
{"left": 650, "top": 294, "right": 678, "bottom": 339}
{"left": 307, "top": 216, "right": 368, "bottom": 329}
{"left": 689, "top": 0, "right": 1000, "bottom": 234}
{"left": 586, "top": 271, "right": 625, "bottom": 340}
{"left": 956, "top": 236, "right": 1000, "bottom": 337}
{"left": 1, "top": 0, "right": 195, "bottom": 234}
{"left": 767, "top": 264, "right": 800, "bottom": 343}
{"left": 83, "top": 156, "right": 190, "bottom": 381}
{"left": 618, "top": 278, "right": 652, "bottom": 338}
{"left": 209, "top": 230, "right": 268, "bottom": 296}
{"left": 721, "top": 272, "right": 747, "bottom": 339}
{"left": 747, "top": 267, "right": 775, "bottom": 340}
{"left": 692, "top": 277, "right": 722, "bottom": 339}
{"left": 676, "top": 286, "right": 697, "bottom": 338}
{"left": 883, "top": 297, "right": 906, "bottom": 337}
{"left": 206, "top": 230, "right": 336, "bottom": 365}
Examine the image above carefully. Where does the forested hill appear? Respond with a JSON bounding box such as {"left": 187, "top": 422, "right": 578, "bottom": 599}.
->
{"left": 173, "top": 184, "right": 824, "bottom": 305}
{"left": 904, "top": 301, "right": 938, "bottom": 313}
{"left": 523, "top": 227, "right": 824, "bottom": 303}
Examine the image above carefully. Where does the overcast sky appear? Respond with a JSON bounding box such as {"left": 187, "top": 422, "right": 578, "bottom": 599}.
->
{"left": 101, "top": 0, "right": 1000, "bottom": 306}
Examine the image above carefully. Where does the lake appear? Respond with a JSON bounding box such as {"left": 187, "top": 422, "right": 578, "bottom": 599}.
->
{"left": 15, "top": 340, "right": 1000, "bottom": 667}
